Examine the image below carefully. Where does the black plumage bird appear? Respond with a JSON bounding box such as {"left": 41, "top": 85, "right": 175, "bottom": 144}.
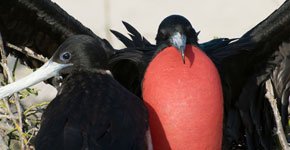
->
{"left": 0, "top": 35, "right": 149, "bottom": 150}
{"left": 0, "top": 0, "right": 113, "bottom": 68}
{"left": 109, "top": 1, "right": 290, "bottom": 149}
{"left": 111, "top": 15, "right": 225, "bottom": 149}
{"left": 1, "top": 0, "right": 290, "bottom": 149}
{"left": 109, "top": 18, "right": 233, "bottom": 98}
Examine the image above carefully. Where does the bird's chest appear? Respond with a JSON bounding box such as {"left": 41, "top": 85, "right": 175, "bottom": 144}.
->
{"left": 142, "top": 45, "right": 224, "bottom": 149}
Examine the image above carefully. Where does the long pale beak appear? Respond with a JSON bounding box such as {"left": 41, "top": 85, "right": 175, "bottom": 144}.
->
{"left": 0, "top": 60, "right": 72, "bottom": 99}
{"left": 170, "top": 32, "right": 187, "bottom": 64}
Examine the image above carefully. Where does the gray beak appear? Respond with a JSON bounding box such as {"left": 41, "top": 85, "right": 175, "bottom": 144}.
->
{"left": 0, "top": 59, "right": 72, "bottom": 99}
{"left": 170, "top": 32, "right": 187, "bottom": 64}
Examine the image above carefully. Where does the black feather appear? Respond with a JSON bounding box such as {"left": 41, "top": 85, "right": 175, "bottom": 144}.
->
{"left": 110, "top": 2, "right": 290, "bottom": 149}
{"left": 0, "top": 0, "right": 113, "bottom": 68}
{"left": 110, "top": 29, "right": 135, "bottom": 48}
{"left": 35, "top": 70, "right": 148, "bottom": 150}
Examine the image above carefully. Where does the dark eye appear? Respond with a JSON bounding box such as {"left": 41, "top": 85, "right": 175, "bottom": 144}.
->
{"left": 160, "top": 30, "right": 167, "bottom": 38}
{"left": 60, "top": 52, "right": 71, "bottom": 62}
{"left": 156, "top": 30, "right": 167, "bottom": 42}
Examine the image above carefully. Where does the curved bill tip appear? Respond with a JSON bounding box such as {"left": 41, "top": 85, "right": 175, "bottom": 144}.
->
{"left": 170, "top": 32, "right": 187, "bottom": 64}
{"left": 0, "top": 60, "right": 72, "bottom": 99}
{"left": 181, "top": 50, "right": 185, "bottom": 64}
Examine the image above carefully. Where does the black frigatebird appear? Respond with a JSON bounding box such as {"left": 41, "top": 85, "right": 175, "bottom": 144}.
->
{"left": 0, "top": 1, "right": 152, "bottom": 149}
{"left": 0, "top": 35, "right": 149, "bottom": 149}
{"left": 109, "top": 1, "right": 290, "bottom": 149}
{"left": 110, "top": 17, "right": 225, "bottom": 149}
{"left": 1, "top": 0, "right": 290, "bottom": 149}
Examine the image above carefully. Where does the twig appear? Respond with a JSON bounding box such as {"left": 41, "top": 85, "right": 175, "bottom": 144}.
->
{"left": 0, "top": 122, "right": 14, "bottom": 131}
{"left": 6, "top": 42, "right": 48, "bottom": 63}
{"left": 0, "top": 108, "right": 6, "bottom": 114}
{"left": 0, "top": 41, "right": 12, "bottom": 84}
{"left": 0, "top": 33, "right": 27, "bottom": 149}
{"left": 0, "top": 115, "right": 16, "bottom": 119}
{"left": 265, "top": 79, "right": 289, "bottom": 150}
{"left": 12, "top": 58, "right": 18, "bottom": 80}
{"left": 0, "top": 133, "right": 8, "bottom": 150}
{"left": 12, "top": 96, "right": 25, "bottom": 146}
{"left": 25, "top": 128, "right": 37, "bottom": 144}
{"left": 23, "top": 101, "right": 49, "bottom": 116}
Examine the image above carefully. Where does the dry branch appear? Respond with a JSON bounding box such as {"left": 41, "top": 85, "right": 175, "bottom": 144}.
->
{"left": 6, "top": 43, "right": 48, "bottom": 63}
{"left": 0, "top": 33, "right": 27, "bottom": 149}
{"left": 265, "top": 79, "right": 289, "bottom": 150}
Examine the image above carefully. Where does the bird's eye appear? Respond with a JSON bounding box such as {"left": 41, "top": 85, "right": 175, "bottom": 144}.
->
{"left": 160, "top": 30, "right": 167, "bottom": 38}
{"left": 60, "top": 52, "right": 71, "bottom": 62}
{"left": 157, "top": 33, "right": 167, "bottom": 42}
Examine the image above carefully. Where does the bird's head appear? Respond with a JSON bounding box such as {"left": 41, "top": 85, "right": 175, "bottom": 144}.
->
{"left": 155, "top": 15, "right": 198, "bottom": 63}
{"left": 51, "top": 35, "right": 108, "bottom": 75}
{"left": 0, "top": 35, "right": 109, "bottom": 99}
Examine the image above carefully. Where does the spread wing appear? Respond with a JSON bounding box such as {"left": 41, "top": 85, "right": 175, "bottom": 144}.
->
{"left": 109, "top": 1, "right": 290, "bottom": 149}
{"left": 204, "top": 1, "right": 290, "bottom": 149}
{"left": 0, "top": 0, "right": 112, "bottom": 68}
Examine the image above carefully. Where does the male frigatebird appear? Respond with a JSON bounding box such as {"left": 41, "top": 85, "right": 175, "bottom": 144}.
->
{"left": 1, "top": 0, "right": 290, "bottom": 149}
{"left": 109, "top": 1, "right": 290, "bottom": 149}
{"left": 0, "top": 35, "right": 149, "bottom": 150}
{"left": 110, "top": 16, "right": 224, "bottom": 150}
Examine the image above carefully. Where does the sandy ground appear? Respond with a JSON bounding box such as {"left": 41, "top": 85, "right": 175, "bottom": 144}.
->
{"left": 11, "top": 0, "right": 286, "bottom": 104}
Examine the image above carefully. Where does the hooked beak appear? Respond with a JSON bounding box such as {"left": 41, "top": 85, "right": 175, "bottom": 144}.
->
{"left": 0, "top": 60, "right": 72, "bottom": 99}
{"left": 170, "top": 32, "right": 187, "bottom": 64}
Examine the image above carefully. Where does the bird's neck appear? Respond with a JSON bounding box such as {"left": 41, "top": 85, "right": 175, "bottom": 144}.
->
{"left": 59, "top": 68, "right": 113, "bottom": 85}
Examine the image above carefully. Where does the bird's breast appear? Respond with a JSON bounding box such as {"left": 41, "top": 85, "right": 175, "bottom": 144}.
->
{"left": 142, "top": 45, "right": 223, "bottom": 150}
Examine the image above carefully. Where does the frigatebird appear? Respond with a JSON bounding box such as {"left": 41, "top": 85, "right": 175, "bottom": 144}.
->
{"left": 110, "top": 17, "right": 225, "bottom": 150}
{"left": 0, "top": 35, "right": 149, "bottom": 149}
{"left": 109, "top": 1, "right": 290, "bottom": 149}
{"left": 1, "top": 0, "right": 290, "bottom": 149}
{"left": 0, "top": 1, "right": 151, "bottom": 149}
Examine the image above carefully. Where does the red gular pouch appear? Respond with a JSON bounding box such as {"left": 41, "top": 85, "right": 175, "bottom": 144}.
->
{"left": 142, "top": 45, "right": 223, "bottom": 150}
